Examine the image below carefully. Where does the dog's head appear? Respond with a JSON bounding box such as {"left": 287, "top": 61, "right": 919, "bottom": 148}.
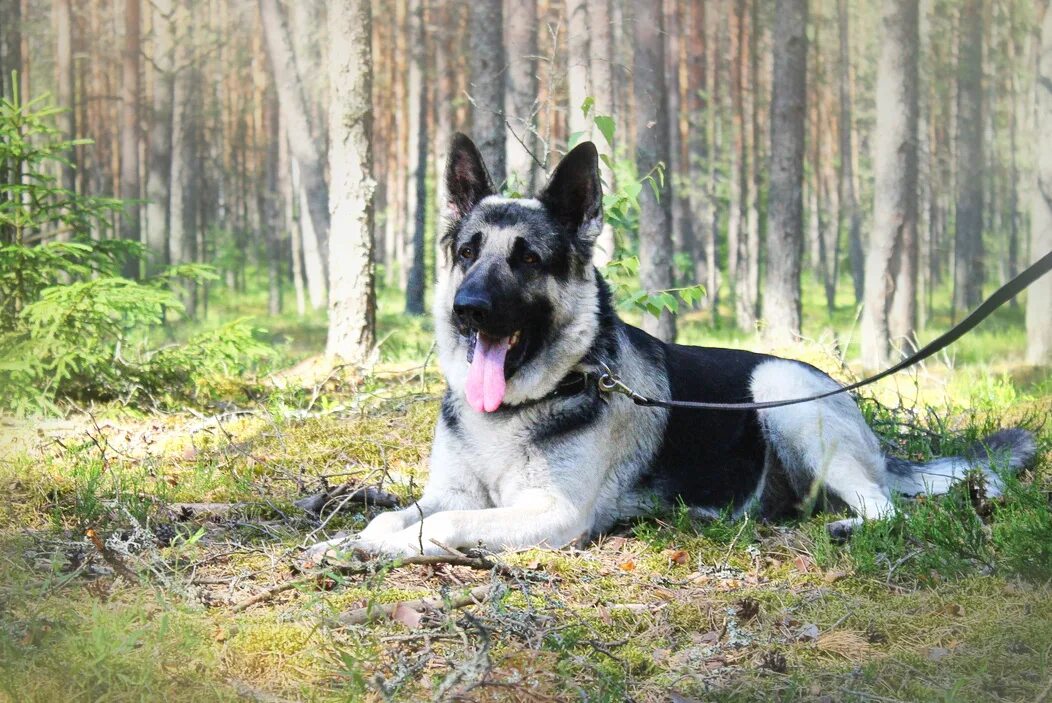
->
{"left": 434, "top": 133, "right": 605, "bottom": 413}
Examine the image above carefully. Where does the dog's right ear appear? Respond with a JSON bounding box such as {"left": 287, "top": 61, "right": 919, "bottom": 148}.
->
{"left": 445, "top": 133, "right": 495, "bottom": 221}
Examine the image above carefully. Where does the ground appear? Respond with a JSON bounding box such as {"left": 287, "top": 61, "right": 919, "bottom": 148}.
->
{"left": 1, "top": 283, "right": 1050, "bottom": 702}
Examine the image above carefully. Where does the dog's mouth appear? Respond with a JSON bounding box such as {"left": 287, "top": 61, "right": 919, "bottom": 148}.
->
{"left": 465, "top": 329, "right": 525, "bottom": 413}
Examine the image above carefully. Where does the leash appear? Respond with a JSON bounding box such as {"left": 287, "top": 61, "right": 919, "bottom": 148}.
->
{"left": 596, "top": 249, "right": 1052, "bottom": 412}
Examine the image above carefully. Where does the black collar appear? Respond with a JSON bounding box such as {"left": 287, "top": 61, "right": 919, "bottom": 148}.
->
{"left": 500, "top": 371, "right": 596, "bottom": 410}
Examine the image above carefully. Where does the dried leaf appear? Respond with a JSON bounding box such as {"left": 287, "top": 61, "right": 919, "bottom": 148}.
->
{"left": 823, "top": 569, "right": 848, "bottom": 584}
{"left": 692, "top": 630, "right": 721, "bottom": 645}
{"left": 793, "top": 554, "right": 814, "bottom": 573}
{"left": 619, "top": 559, "right": 636, "bottom": 571}
{"left": 665, "top": 549, "right": 690, "bottom": 566}
{"left": 390, "top": 603, "right": 424, "bottom": 629}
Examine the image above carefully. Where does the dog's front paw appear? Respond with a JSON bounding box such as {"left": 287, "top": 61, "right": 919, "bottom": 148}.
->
{"left": 300, "top": 531, "right": 370, "bottom": 566}
{"left": 826, "top": 517, "right": 862, "bottom": 542}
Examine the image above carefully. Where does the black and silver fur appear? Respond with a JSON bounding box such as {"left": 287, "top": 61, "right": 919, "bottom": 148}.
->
{"left": 308, "top": 135, "right": 1037, "bottom": 558}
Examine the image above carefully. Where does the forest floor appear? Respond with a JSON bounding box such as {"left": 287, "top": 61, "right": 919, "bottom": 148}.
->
{"left": 1, "top": 283, "right": 1051, "bottom": 702}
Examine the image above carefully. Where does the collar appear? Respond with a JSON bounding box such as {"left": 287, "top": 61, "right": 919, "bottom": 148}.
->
{"left": 500, "top": 370, "right": 597, "bottom": 410}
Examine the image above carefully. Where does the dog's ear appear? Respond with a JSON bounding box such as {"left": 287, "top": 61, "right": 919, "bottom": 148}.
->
{"left": 445, "top": 133, "right": 495, "bottom": 221}
{"left": 539, "top": 141, "right": 603, "bottom": 245}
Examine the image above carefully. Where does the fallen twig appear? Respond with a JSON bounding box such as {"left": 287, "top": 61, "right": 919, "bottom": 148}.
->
{"left": 338, "top": 584, "right": 493, "bottom": 626}
{"left": 294, "top": 484, "right": 400, "bottom": 514}
{"left": 229, "top": 553, "right": 520, "bottom": 613}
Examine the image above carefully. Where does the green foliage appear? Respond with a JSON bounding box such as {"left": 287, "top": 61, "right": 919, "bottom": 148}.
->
{"left": 0, "top": 83, "right": 271, "bottom": 415}
{"left": 576, "top": 105, "right": 706, "bottom": 317}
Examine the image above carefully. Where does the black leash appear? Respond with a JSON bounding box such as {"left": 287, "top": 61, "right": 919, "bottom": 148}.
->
{"left": 596, "top": 249, "right": 1052, "bottom": 412}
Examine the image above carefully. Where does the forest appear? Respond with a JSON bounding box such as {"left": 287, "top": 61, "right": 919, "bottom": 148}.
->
{"left": 0, "top": 0, "right": 1051, "bottom": 701}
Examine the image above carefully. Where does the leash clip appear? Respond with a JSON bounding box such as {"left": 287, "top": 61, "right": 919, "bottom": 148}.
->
{"left": 596, "top": 361, "right": 651, "bottom": 405}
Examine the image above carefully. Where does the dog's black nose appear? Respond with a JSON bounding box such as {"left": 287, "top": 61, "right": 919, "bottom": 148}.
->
{"left": 453, "top": 289, "right": 492, "bottom": 327}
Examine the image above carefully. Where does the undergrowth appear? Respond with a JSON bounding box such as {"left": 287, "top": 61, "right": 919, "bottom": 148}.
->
{"left": 0, "top": 361, "right": 1048, "bottom": 702}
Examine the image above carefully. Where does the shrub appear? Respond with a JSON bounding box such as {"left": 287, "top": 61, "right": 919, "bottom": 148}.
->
{"left": 0, "top": 84, "right": 271, "bottom": 414}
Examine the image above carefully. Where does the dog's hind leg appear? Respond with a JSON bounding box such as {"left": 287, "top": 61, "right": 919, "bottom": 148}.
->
{"left": 751, "top": 359, "right": 895, "bottom": 538}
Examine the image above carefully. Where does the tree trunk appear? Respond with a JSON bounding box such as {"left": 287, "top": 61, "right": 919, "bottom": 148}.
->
{"left": 0, "top": 0, "right": 20, "bottom": 246}
{"left": 121, "top": 0, "right": 142, "bottom": 278}
{"left": 0, "top": 0, "right": 20, "bottom": 101}
{"left": 862, "top": 0, "right": 919, "bottom": 369}
{"left": 259, "top": 0, "right": 329, "bottom": 307}
{"left": 283, "top": 131, "right": 307, "bottom": 316}
{"left": 726, "top": 0, "right": 742, "bottom": 316}
{"left": 325, "top": 0, "right": 375, "bottom": 364}
{"left": 54, "top": 0, "right": 76, "bottom": 194}
{"left": 745, "top": 0, "right": 762, "bottom": 323}
{"left": 567, "top": 0, "right": 591, "bottom": 138}
{"left": 1027, "top": 2, "right": 1052, "bottom": 365}
{"left": 433, "top": 2, "right": 456, "bottom": 271}
{"left": 762, "top": 0, "right": 807, "bottom": 346}
{"left": 588, "top": 0, "right": 616, "bottom": 266}
{"left": 469, "top": 0, "right": 506, "bottom": 186}
{"left": 264, "top": 84, "right": 283, "bottom": 316}
{"left": 504, "top": 0, "right": 539, "bottom": 192}
{"left": 734, "top": 0, "right": 758, "bottom": 331}
{"left": 145, "top": 0, "right": 173, "bottom": 274}
{"left": 836, "top": 0, "right": 863, "bottom": 306}
{"left": 168, "top": 7, "right": 195, "bottom": 314}
{"left": 665, "top": 0, "right": 690, "bottom": 284}
{"left": 634, "top": 0, "right": 676, "bottom": 342}
{"left": 705, "top": 5, "right": 723, "bottom": 318}
{"left": 952, "top": 0, "right": 985, "bottom": 317}
{"left": 686, "top": 0, "right": 710, "bottom": 298}
{"left": 405, "top": 0, "right": 428, "bottom": 315}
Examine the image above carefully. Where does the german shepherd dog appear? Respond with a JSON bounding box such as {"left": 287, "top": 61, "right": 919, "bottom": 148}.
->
{"left": 309, "top": 134, "right": 1036, "bottom": 559}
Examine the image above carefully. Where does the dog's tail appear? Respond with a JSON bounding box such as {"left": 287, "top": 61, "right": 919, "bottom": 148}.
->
{"left": 885, "top": 428, "right": 1037, "bottom": 497}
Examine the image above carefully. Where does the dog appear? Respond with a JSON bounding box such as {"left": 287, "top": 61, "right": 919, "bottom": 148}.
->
{"left": 308, "top": 134, "right": 1036, "bottom": 559}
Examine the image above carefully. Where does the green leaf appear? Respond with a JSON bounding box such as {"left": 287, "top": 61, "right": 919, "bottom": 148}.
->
{"left": 593, "top": 115, "right": 616, "bottom": 146}
{"left": 567, "top": 131, "right": 587, "bottom": 149}
{"left": 580, "top": 96, "right": 595, "bottom": 118}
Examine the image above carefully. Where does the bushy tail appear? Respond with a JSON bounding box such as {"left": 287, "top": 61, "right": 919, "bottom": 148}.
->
{"left": 885, "top": 428, "right": 1038, "bottom": 498}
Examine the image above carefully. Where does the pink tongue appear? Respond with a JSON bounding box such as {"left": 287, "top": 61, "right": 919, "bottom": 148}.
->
{"left": 465, "top": 334, "right": 510, "bottom": 413}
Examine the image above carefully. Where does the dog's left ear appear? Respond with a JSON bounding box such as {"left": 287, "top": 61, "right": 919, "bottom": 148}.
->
{"left": 539, "top": 142, "right": 603, "bottom": 245}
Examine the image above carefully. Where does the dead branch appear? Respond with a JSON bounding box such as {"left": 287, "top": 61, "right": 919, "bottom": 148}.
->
{"left": 294, "top": 483, "right": 400, "bottom": 514}
{"left": 229, "top": 553, "right": 520, "bottom": 613}
{"left": 338, "top": 584, "right": 493, "bottom": 626}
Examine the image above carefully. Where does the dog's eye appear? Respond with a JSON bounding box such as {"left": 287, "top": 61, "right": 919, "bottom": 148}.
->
{"left": 458, "top": 244, "right": 476, "bottom": 261}
{"left": 521, "top": 251, "right": 540, "bottom": 266}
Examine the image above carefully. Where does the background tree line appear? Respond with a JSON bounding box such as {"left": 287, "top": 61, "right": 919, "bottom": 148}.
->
{"left": 0, "top": 0, "right": 1048, "bottom": 369}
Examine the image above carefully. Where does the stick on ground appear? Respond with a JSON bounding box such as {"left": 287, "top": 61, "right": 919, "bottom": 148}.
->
{"left": 338, "top": 584, "right": 494, "bottom": 626}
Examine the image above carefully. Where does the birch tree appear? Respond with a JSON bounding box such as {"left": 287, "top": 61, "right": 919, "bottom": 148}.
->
{"left": 260, "top": 0, "right": 329, "bottom": 308}
{"left": 325, "top": 0, "right": 375, "bottom": 363}
{"left": 1027, "top": 1, "right": 1052, "bottom": 365}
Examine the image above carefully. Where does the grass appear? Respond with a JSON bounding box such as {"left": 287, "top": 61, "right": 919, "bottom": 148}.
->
{"left": 0, "top": 273, "right": 1049, "bottom": 701}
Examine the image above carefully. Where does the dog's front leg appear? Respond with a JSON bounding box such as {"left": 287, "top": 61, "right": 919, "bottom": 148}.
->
{"left": 358, "top": 489, "right": 590, "bottom": 557}
{"left": 303, "top": 426, "right": 485, "bottom": 560}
